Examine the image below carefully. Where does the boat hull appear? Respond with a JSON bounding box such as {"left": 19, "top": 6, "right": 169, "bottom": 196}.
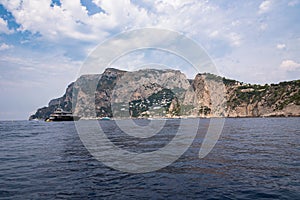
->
{"left": 100, "top": 117, "right": 111, "bottom": 120}
{"left": 45, "top": 116, "right": 81, "bottom": 122}
{"left": 44, "top": 107, "right": 81, "bottom": 122}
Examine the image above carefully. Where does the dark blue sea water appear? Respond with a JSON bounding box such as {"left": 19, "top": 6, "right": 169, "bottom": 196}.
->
{"left": 0, "top": 118, "right": 299, "bottom": 199}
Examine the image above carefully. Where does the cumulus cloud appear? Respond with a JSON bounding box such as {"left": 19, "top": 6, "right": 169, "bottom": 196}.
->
{"left": 276, "top": 43, "right": 286, "bottom": 50}
{"left": 259, "top": 0, "right": 272, "bottom": 14}
{"left": 280, "top": 60, "right": 300, "bottom": 71}
{"left": 1, "top": 0, "right": 296, "bottom": 83}
{"left": 0, "top": 43, "right": 13, "bottom": 50}
{"left": 0, "top": 0, "right": 151, "bottom": 42}
{"left": 0, "top": 18, "right": 12, "bottom": 34}
{"left": 0, "top": 0, "right": 245, "bottom": 49}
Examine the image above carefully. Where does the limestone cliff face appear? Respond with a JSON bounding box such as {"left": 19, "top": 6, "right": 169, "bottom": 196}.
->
{"left": 109, "top": 69, "right": 190, "bottom": 118}
{"left": 186, "top": 73, "right": 227, "bottom": 117}
{"left": 29, "top": 68, "right": 300, "bottom": 120}
{"left": 72, "top": 68, "right": 126, "bottom": 118}
{"left": 111, "top": 69, "right": 190, "bottom": 103}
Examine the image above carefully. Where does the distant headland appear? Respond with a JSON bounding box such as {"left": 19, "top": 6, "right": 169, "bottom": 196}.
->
{"left": 29, "top": 68, "right": 300, "bottom": 120}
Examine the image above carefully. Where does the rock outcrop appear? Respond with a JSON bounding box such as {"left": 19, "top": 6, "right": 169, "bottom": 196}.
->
{"left": 225, "top": 79, "right": 300, "bottom": 117}
{"left": 29, "top": 68, "right": 300, "bottom": 120}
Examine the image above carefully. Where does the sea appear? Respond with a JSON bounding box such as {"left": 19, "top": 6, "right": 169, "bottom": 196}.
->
{"left": 0, "top": 118, "right": 299, "bottom": 199}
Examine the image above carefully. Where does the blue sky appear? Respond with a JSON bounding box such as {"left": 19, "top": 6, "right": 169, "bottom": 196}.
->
{"left": 0, "top": 0, "right": 300, "bottom": 120}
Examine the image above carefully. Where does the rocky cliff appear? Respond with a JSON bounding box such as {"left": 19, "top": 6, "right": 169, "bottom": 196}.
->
{"left": 29, "top": 68, "right": 300, "bottom": 120}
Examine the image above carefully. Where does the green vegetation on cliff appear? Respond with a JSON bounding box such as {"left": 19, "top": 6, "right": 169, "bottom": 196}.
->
{"left": 227, "top": 80, "right": 300, "bottom": 111}
{"left": 29, "top": 69, "right": 300, "bottom": 120}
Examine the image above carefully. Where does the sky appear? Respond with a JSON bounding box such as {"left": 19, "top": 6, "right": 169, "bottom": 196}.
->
{"left": 0, "top": 0, "right": 299, "bottom": 120}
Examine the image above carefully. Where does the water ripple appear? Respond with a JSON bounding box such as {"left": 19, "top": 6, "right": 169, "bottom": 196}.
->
{"left": 0, "top": 118, "right": 299, "bottom": 199}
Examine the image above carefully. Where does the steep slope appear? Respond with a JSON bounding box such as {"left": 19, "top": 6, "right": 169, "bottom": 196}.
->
{"left": 29, "top": 68, "right": 300, "bottom": 120}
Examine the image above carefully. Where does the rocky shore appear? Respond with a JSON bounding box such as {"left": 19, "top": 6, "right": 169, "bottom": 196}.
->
{"left": 29, "top": 68, "right": 300, "bottom": 120}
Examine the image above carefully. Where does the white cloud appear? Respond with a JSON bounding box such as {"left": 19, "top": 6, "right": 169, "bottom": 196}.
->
{"left": 276, "top": 43, "right": 286, "bottom": 50}
{"left": 0, "top": 0, "right": 243, "bottom": 49}
{"left": 0, "top": 0, "right": 297, "bottom": 84}
{"left": 288, "top": 0, "right": 299, "bottom": 6}
{"left": 227, "top": 32, "right": 242, "bottom": 47}
{"left": 2, "top": 0, "right": 103, "bottom": 41}
{"left": 231, "top": 20, "right": 240, "bottom": 27}
{"left": 259, "top": 0, "right": 272, "bottom": 14}
{"left": 209, "top": 30, "right": 219, "bottom": 38}
{"left": 0, "top": 18, "right": 12, "bottom": 34}
{"left": 259, "top": 23, "right": 268, "bottom": 31}
{"left": 280, "top": 60, "right": 300, "bottom": 71}
{"left": 1, "top": 0, "right": 153, "bottom": 42}
{"left": 0, "top": 43, "right": 13, "bottom": 50}
{"left": 0, "top": 52, "right": 81, "bottom": 74}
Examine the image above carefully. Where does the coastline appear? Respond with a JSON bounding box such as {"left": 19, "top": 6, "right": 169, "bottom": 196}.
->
{"left": 72, "top": 115, "right": 300, "bottom": 121}
{"left": 3, "top": 115, "right": 300, "bottom": 122}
